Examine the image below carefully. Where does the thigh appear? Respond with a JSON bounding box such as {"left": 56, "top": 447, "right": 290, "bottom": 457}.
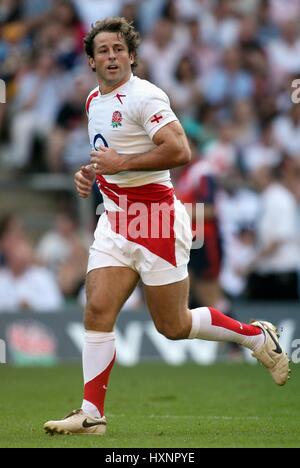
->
{"left": 144, "top": 277, "right": 190, "bottom": 331}
{"left": 85, "top": 267, "right": 140, "bottom": 331}
{"left": 135, "top": 198, "right": 192, "bottom": 287}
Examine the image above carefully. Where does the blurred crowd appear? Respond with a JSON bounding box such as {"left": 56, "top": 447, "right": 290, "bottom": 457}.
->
{"left": 1, "top": 0, "right": 300, "bottom": 312}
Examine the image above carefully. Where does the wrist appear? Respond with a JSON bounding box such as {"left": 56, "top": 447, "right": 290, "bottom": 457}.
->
{"left": 118, "top": 154, "right": 129, "bottom": 172}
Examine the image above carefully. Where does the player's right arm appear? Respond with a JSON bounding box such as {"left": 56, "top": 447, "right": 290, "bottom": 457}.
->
{"left": 77, "top": 87, "right": 102, "bottom": 197}
{"left": 74, "top": 165, "right": 96, "bottom": 198}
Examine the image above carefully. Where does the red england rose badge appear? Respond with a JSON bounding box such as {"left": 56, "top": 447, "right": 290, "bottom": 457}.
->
{"left": 111, "top": 111, "right": 123, "bottom": 128}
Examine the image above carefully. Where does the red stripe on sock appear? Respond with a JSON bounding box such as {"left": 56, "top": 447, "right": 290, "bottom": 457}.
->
{"left": 83, "top": 352, "right": 116, "bottom": 417}
{"left": 209, "top": 307, "right": 262, "bottom": 336}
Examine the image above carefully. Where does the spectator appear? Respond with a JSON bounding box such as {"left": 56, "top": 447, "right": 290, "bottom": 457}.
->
{"left": 161, "top": 0, "right": 190, "bottom": 45}
{"left": 0, "top": 238, "right": 63, "bottom": 312}
{"left": 22, "top": 0, "right": 52, "bottom": 19}
{"left": 43, "top": 0, "right": 86, "bottom": 71}
{"left": 272, "top": 105, "right": 300, "bottom": 160}
{"left": 140, "top": 18, "right": 187, "bottom": 89}
{"left": 238, "top": 14, "right": 262, "bottom": 55}
{"left": 175, "top": 138, "right": 224, "bottom": 309}
{"left": 10, "top": 49, "right": 68, "bottom": 170}
{"left": 203, "top": 120, "right": 239, "bottom": 178}
{"left": 0, "top": 214, "right": 26, "bottom": 267}
{"left": 247, "top": 165, "right": 300, "bottom": 300}
{"left": 242, "top": 119, "right": 281, "bottom": 173}
{"left": 135, "top": 57, "right": 152, "bottom": 82}
{"left": 202, "top": 47, "right": 254, "bottom": 105}
{"left": 138, "top": 0, "right": 167, "bottom": 34}
{"left": 36, "top": 212, "right": 90, "bottom": 300}
{"left": 217, "top": 183, "right": 261, "bottom": 289}
{"left": 46, "top": 74, "right": 93, "bottom": 172}
{"left": 174, "top": 0, "right": 210, "bottom": 21}
{"left": 269, "top": 0, "right": 300, "bottom": 25}
{"left": 185, "top": 18, "right": 220, "bottom": 79}
{"left": 267, "top": 20, "right": 300, "bottom": 89}
{"left": 199, "top": 0, "right": 241, "bottom": 49}
{"left": 181, "top": 102, "right": 218, "bottom": 153}
{"left": 37, "top": 212, "right": 89, "bottom": 271}
{"left": 71, "top": 0, "right": 125, "bottom": 31}
{"left": 167, "top": 55, "right": 202, "bottom": 118}
{"left": 220, "top": 224, "right": 257, "bottom": 298}
{"left": 232, "top": 99, "right": 258, "bottom": 148}
{"left": 257, "top": 0, "right": 279, "bottom": 46}
{"left": 282, "top": 158, "right": 300, "bottom": 203}
{"left": 0, "top": 0, "right": 22, "bottom": 24}
{"left": 120, "top": 1, "right": 140, "bottom": 31}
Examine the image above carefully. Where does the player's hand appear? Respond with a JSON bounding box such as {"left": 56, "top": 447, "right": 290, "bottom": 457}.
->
{"left": 74, "top": 164, "right": 96, "bottom": 198}
{"left": 90, "top": 146, "right": 124, "bottom": 175}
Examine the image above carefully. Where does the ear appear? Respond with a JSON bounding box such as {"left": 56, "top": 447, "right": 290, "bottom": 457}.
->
{"left": 129, "top": 53, "right": 135, "bottom": 66}
{"left": 89, "top": 56, "right": 96, "bottom": 72}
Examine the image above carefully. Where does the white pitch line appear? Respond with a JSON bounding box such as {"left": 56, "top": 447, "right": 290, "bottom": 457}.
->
{"left": 107, "top": 414, "right": 261, "bottom": 420}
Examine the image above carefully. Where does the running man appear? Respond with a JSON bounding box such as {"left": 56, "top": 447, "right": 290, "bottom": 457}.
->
{"left": 44, "top": 17, "right": 290, "bottom": 436}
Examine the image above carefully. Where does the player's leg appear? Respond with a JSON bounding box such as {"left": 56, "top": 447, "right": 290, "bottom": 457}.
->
{"left": 144, "top": 277, "right": 261, "bottom": 347}
{"left": 84, "top": 266, "right": 139, "bottom": 331}
{"left": 81, "top": 266, "right": 139, "bottom": 419}
{"left": 44, "top": 266, "right": 139, "bottom": 435}
{"left": 144, "top": 277, "right": 290, "bottom": 385}
{"left": 144, "top": 277, "right": 191, "bottom": 340}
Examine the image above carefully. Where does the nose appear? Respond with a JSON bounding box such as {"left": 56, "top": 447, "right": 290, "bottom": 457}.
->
{"left": 108, "top": 48, "right": 117, "bottom": 61}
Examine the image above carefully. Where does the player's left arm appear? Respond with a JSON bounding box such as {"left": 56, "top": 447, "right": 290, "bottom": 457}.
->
{"left": 121, "top": 120, "right": 191, "bottom": 171}
{"left": 90, "top": 121, "right": 191, "bottom": 175}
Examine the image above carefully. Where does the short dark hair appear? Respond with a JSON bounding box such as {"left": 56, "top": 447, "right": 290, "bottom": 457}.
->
{"left": 84, "top": 17, "right": 140, "bottom": 70}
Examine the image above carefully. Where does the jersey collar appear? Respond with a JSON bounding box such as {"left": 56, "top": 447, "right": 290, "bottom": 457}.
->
{"left": 98, "top": 73, "right": 134, "bottom": 98}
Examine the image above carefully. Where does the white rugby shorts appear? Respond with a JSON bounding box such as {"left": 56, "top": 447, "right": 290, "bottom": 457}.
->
{"left": 87, "top": 197, "right": 193, "bottom": 286}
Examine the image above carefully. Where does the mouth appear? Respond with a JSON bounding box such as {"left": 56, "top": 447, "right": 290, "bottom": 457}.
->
{"left": 107, "top": 65, "right": 119, "bottom": 71}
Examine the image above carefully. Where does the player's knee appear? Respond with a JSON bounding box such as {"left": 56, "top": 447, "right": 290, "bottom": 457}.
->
{"left": 84, "top": 305, "right": 100, "bottom": 329}
{"left": 84, "top": 300, "right": 113, "bottom": 331}
{"left": 156, "top": 322, "right": 188, "bottom": 341}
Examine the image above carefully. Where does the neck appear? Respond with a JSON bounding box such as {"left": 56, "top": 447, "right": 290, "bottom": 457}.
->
{"left": 11, "top": 266, "right": 27, "bottom": 277}
{"left": 98, "top": 73, "right": 131, "bottom": 95}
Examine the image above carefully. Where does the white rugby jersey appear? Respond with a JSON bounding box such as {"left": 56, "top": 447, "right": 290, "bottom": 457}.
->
{"left": 86, "top": 74, "right": 178, "bottom": 188}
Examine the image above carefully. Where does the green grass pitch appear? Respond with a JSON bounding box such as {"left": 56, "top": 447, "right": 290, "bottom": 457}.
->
{"left": 0, "top": 362, "right": 299, "bottom": 448}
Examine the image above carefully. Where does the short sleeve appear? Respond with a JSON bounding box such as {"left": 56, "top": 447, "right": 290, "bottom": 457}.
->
{"left": 137, "top": 86, "right": 178, "bottom": 140}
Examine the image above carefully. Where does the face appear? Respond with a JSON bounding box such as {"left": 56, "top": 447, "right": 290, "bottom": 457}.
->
{"left": 250, "top": 166, "right": 272, "bottom": 192}
{"left": 6, "top": 240, "right": 33, "bottom": 275}
{"left": 89, "top": 32, "right": 134, "bottom": 88}
{"left": 177, "top": 58, "right": 196, "bottom": 81}
{"left": 56, "top": 214, "right": 76, "bottom": 237}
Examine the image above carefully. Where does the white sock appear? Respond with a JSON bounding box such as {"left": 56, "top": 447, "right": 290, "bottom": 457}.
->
{"left": 81, "top": 330, "right": 116, "bottom": 418}
{"left": 188, "top": 307, "right": 265, "bottom": 351}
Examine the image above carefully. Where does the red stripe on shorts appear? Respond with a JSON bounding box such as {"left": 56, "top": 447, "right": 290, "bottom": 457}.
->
{"left": 96, "top": 176, "right": 177, "bottom": 266}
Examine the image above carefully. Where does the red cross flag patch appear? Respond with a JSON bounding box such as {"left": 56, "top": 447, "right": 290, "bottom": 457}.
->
{"left": 151, "top": 113, "right": 163, "bottom": 124}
